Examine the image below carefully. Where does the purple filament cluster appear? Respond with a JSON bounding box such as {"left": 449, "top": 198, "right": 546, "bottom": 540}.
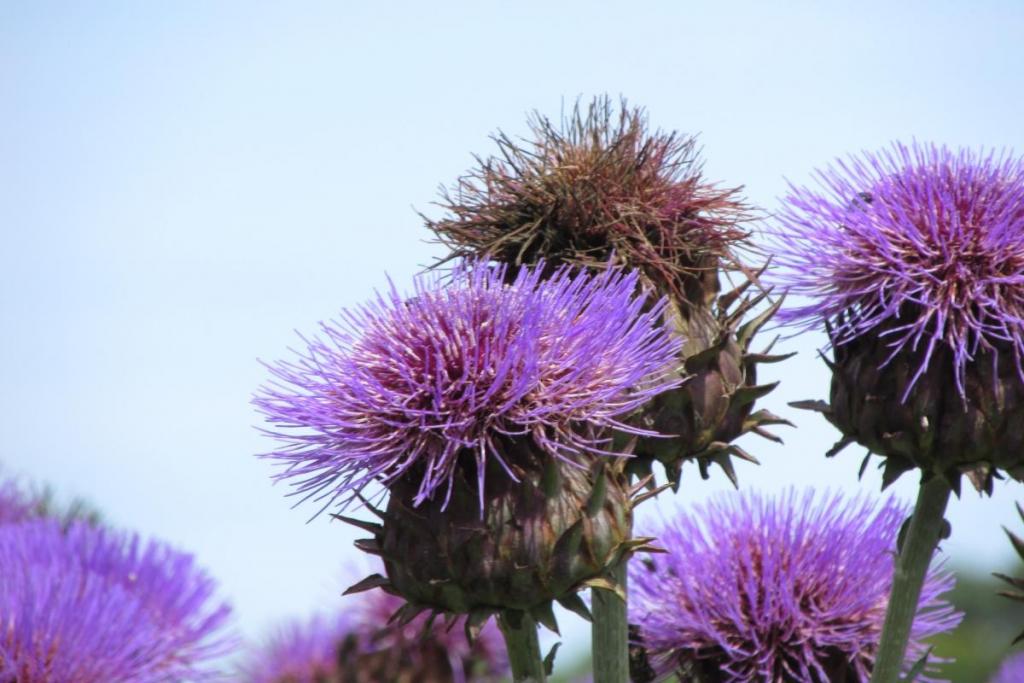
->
{"left": 0, "top": 519, "right": 233, "bottom": 683}
{"left": 629, "top": 489, "right": 962, "bottom": 682}
{"left": 770, "top": 142, "right": 1024, "bottom": 398}
{"left": 255, "top": 261, "right": 681, "bottom": 511}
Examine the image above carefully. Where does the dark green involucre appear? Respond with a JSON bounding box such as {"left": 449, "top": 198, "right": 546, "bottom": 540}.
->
{"left": 341, "top": 440, "right": 663, "bottom": 637}
{"left": 800, "top": 322, "right": 1024, "bottom": 495}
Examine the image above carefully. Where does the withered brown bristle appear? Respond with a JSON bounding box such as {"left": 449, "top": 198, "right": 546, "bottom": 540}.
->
{"left": 424, "top": 95, "right": 752, "bottom": 304}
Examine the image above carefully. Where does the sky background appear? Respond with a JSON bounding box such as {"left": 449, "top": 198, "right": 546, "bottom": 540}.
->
{"left": 3, "top": 0, "right": 1024, "bottom": 675}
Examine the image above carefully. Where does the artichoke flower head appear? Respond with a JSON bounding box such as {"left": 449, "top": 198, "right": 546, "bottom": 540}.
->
{"left": 772, "top": 143, "right": 1024, "bottom": 493}
{"left": 255, "top": 262, "right": 681, "bottom": 633}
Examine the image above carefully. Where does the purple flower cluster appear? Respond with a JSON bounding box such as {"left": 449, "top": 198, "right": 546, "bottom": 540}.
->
{"left": 244, "top": 586, "right": 507, "bottom": 683}
{"left": 769, "top": 143, "right": 1024, "bottom": 397}
{"left": 629, "top": 490, "right": 962, "bottom": 682}
{"left": 0, "top": 519, "right": 232, "bottom": 683}
{"left": 255, "top": 261, "right": 681, "bottom": 511}
{"left": 243, "top": 612, "right": 353, "bottom": 683}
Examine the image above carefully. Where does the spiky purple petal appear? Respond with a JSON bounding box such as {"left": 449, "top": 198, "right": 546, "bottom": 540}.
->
{"left": 254, "top": 261, "right": 681, "bottom": 511}
{"left": 769, "top": 143, "right": 1024, "bottom": 397}
{"left": 629, "top": 490, "right": 962, "bottom": 682}
{"left": 0, "top": 519, "right": 233, "bottom": 683}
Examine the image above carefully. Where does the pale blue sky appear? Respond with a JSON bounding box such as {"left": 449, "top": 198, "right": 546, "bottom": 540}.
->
{"left": 3, "top": 0, "right": 1024, "bottom": 673}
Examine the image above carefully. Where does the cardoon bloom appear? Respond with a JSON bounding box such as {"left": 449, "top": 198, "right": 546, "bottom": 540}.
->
{"left": 770, "top": 142, "right": 1024, "bottom": 491}
{"left": 424, "top": 95, "right": 788, "bottom": 487}
{"left": 256, "top": 261, "right": 680, "bottom": 681}
{"left": 991, "top": 652, "right": 1024, "bottom": 683}
{"left": 628, "top": 490, "right": 962, "bottom": 683}
{"left": 244, "top": 587, "right": 507, "bottom": 683}
{"left": 244, "top": 612, "right": 351, "bottom": 683}
{"left": 255, "top": 261, "right": 680, "bottom": 511}
{"left": 0, "top": 519, "right": 232, "bottom": 682}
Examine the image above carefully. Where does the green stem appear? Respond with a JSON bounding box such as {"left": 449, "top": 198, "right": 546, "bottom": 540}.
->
{"left": 498, "top": 611, "right": 547, "bottom": 683}
{"left": 592, "top": 558, "right": 630, "bottom": 683}
{"left": 869, "top": 476, "right": 952, "bottom": 683}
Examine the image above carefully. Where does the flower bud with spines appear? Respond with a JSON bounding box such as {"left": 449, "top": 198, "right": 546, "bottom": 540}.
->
{"left": 342, "top": 448, "right": 664, "bottom": 638}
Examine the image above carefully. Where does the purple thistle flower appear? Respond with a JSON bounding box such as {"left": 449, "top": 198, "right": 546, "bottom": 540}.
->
{"left": 242, "top": 612, "right": 353, "bottom": 683}
{"left": 769, "top": 142, "right": 1024, "bottom": 399}
{"left": 628, "top": 490, "right": 962, "bottom": 683}
{"left": 0, "top": 479, "right": 37, "bottom": 526}
{"left": 254, "top": 261, "right": 681, "bottom": 511}
{"left": 991, "top": 652, "right": 1024, "bottom": 683}
{"left": 352, "top": 588, "right": 508, "bottom": 683}
{"left": 0, "top": 519, "right": 233, "bottom": 683}
{"left": 244, "top": 586, "right": 508, "bottom": 683}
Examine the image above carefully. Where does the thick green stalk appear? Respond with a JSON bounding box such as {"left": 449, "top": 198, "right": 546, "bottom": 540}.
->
{"left": 592, "top": 558, "right": 630, "bottom": 683}
{"left": 869, "top": 476, "right": 952, "bottom": 683}
{"left": 498, "top": 612, "right": 547, "bottom": 683}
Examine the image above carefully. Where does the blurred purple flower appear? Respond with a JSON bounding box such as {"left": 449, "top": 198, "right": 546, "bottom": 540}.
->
{"left": 352, "top": 588, "right": 507, "bottom": 683}
{"left": 991, "top": 652, "right": 1024, "bottom": 683}
{"left": 0, "top": 519, "right": 233, "bottom": 683}
{"left": 244, "top": 586, "right": 507, "bottom": 683}
{"left": 242, "top": 612, "right": 352, "bottom": 683}
{"left": 629, "top": 490, "right": 962, "bottom": 683}
{"left": 254, "top": 261, "right": 681, "bottom": 511}
{"left": 768, "top": 142, "right": 1024, "bottom": 398}
{"left": 0, "top": 479, "right": 37, "bottom": 525}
